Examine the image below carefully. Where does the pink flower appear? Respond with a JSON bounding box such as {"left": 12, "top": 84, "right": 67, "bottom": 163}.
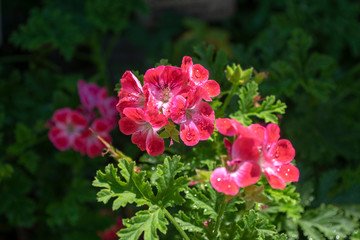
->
{"left": 181, "top": 56, "right": 220, "bottom": 101}
{"left": 210, "top": 119, "right": 298, "bottom": 194}
{"left": 78, "top": 79, "right": 102, "bottom": 111}
{"left": 258, "top": 123, "right": 298, "bottom": 189}
{"left": 210, "top": 137, "right": 262, "bottom": 196}
{"left": 48, "top": 108, "right": 88, "bottom": 151}
{"left": 74, "top": 119, "right": 112, "bottom": 158}
{"left": 170, "top": 88, "right": 215, "bottom": 146}
{"left": 97, "top": 88, "right": 118, "bottom": 129}
{"left": 144, "top": 65, "right": 188, "bottom": 116}
{"left": 116, "top": 71, "right": 147, "bottom": 117}
{"left": 119, "top": 108, "right": 169, "bottom": 156}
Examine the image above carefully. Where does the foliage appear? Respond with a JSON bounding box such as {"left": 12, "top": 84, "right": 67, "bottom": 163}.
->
{"left": 1, "top": 0, "right": 360, "bottom": 239}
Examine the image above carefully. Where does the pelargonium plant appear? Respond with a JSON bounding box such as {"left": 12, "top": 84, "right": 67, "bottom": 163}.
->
{"left": 49, "top": 56, "right": 299, "bottom": 239}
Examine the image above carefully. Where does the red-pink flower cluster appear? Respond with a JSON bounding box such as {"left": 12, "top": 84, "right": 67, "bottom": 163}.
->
{"left": 48, "top": 80, "right": 118, "bottom": 157}
{"left": 210, "top": 118, "right": 299, "bottom": 195}
{"left": 116, "top": 56, "right": 220, "bottom": 156}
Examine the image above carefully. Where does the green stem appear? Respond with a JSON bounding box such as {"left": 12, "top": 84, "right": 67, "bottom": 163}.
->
{"left": 213, "top": 195, "right": 227, "bottom": 239}
{"left": 164, "top": 208, "right": 190, "bottom": 240}
{"left": 220, "top": 83, "right": 238, "bottom": 116}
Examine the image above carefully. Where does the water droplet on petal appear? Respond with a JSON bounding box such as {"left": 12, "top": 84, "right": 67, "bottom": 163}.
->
{"left": 217, "top": 178, "right": 221, "bottom": 181}
{"left": 285, "top": 173, "right": 288, "bottom": 176}
{"left": 277, "top": 168, "right": 280, "bottom": 172}
{"left": 227, "top": 185, "right": 231, "bottom": 188}
{"left": 287, "top": 168, "right": 290, "bottom": 172}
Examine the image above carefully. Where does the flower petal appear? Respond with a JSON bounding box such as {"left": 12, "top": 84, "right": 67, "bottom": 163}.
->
{"left": 70, "top": 111, "right": 88, "bottom": 129}
{"left": 198, "top": 102, "right": 215, "bottom": 122}
{"left": 192, "top": 64, "right": 209, "bottom": 83}
{"left": 232, "top": 137, "right": 260, "bottom": 162}
{"left": 122, "top": 108, "right": 146, "bottom": 122}
{"left": 146, "top": 110, "right": 169, "bottom": 130}
{"left": 248, "top": 124, "right": 265, "bottom": 141}
{"left": 180, "top": 121, "right": 200, "bottom": 146}
{"left": 144, "top": 66, "right": 165, "bottom": 95}
{"left": 268, "top": 139, "right": 295, "bottom": 163}
{"left": 204, "top": 80, "right": 220, "bottom": 97}
{"left": 53, "top": 108, "right": 71, "bottom": 124}
{"left": 170, "top": 95, "right": 187, "bottom": 124}
{"left": 265, "top": 123, "right": 280, "bottom": 144}
{"left": 193, "top": 115, "right": 214, "bottom": 141}
{"left": 264, "top": 171, "right": 286, "bottom": 189}
{"left": 275, "top": 163, "right": 299, "bottom": 183}
{"left": 146, "top": 132, "right": 165, "bottom": 156}
{"left": 181, "top": 56, "right": 193, "bottom": 72}
{"left": 119, "top": 117, "right": 140, "bottom": 135}
{"left": 49, "top": 127, "right": 71, "bottom": 151}
{"left": 232, "top": 161, "right": 261, "bottom": 188}
{"left": 215, "top": 118, "right": 237, "bottom": 136}
{"left": 121, "top": 71, "right": 143, "bottom": 94}
{"left": 131, "top": 129, "right": 148, "bottom": 151}
{"left": 210, "top": 167, "right": 239, "bottom": 196}
{"left": 92, "top": 118, "right": 110, "bottom": 133}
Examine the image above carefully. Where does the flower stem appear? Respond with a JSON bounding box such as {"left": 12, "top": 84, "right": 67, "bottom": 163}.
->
{"left": 164, "top": 208, "right": 190, "bottom": 240}
{"left": 213, "top": 194, "right": 227, "bottom": 239}
{"left": 220, "top": 83, "right": 238, "bottom": 116}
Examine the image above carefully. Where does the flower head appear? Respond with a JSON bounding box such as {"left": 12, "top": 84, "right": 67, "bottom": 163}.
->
{"left": 119, "top": 108, "right": 169, "bottom": 156}
{"left": 74, "top": 119, "right": 112, "bottom": 158}
{"left": 170, "top": 88, "right": 215, "bottom": 146}
{"left": 116, "top": 71, "right": 147, "bottom": 117}
{"left": 181, "top": 56, "right": 220, "bottom": 101}
{"left": 210, "top": 119, "right": 298, "bottom": 195}
{"left": 144, "top": 65, "right": 188, "bottom": 116}
{"left": 48, "top": 108, "right": 88, "bottom": 151}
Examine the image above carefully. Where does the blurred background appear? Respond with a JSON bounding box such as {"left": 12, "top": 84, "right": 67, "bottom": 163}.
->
{"left": 1, "top": 0, "right": 360, "bottom": 239}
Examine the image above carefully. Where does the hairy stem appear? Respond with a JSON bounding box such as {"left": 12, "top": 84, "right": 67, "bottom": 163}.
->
{"left": 164, "top": 208, "right": 190, "bottom": 240}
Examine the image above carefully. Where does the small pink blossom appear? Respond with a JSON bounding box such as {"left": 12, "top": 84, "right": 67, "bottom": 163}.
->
{"left": 119, "top": 108, "right": 169, "bottom": 156}
{"left": 170, "top": 88, "right": 215, "bottom": 146}
{"left": 181, "top": 56, "right": 220, "bottom": 101}
{"left": 74, "top": 119, "right": 112, "bottom": 158}
{"left": 211, "top": 119, "right": 298, "bottom": 194}
{"left": 48, "top": 108, "right": 88, "bottom": 151}
{"left": 144, "top": 65, "right": 188, "bottom": 116}
{"left": 116, "top": 71, "right": 147, "bottom": 117}
{"left": 78, "top": 79, "right": 102, "bottom": 111}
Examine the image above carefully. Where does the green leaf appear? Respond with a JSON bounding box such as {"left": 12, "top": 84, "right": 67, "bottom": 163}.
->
{"left": 230, "top": 81, "right": 259, "bottom": 126}
{"left": 230, "top": 81, "right": 286, "bottom": 125}
{"left": 93, "top": 160, "right": 155, "bottom": 209}
{"left": 153, "top": 155, "right": 189, "bottom": 207}
{"left": 252, "top": 96, "right": 286, "bottom": 123}
{"left": 299, "top": 204, "right": 357, "bottom": 240}
{"left": 264, "top": 184, "right": 303, "bottom": 220}
{"left": 10, "top": 7, "right": 83, "bottom": 60}
{"left": 174, "top": 217, "right": 203, "bottom": 233}
{"left": 119, "top": 206, "right": 168, "bottom": 240}
{"left": 185, "top": 188, "right": 217, "bottom": 219}
{"left": 222, "top": 210, "right": 283, "bottom": 240}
